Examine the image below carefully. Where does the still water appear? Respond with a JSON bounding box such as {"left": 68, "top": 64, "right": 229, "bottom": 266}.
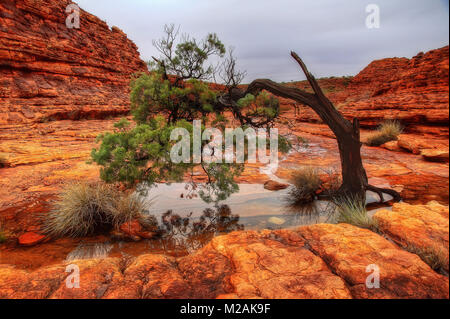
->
{"left": 145, "top": 182, "right": 389, "bottom": 230}
{"left": 61, "top": 183, "right": 391, "bottom": 263}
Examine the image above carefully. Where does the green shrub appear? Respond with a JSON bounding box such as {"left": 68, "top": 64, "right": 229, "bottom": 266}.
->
{"left": 42, "top": 182, "right": 151, "bottom": 238}
{"left": 91, "top": 25, "right": 289, "bottom": 203}
{"left": 333, "top": 196, "right": 378, "bottom": 231}
{"left": 286, "top": 167, "right": 322, "bottom": 206}
{"left": 297, "top": 136, "right": 309, "bottom": 148}
{"left": 366, "top": 120, "right": 403, "bottom": 146}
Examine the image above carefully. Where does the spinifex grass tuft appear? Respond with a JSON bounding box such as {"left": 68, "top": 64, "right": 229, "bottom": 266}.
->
{"left": 404, "top": 243, "right": 449, "bottom": 274}
{"left": 285, "top": 167, "right": 322, "bottom": 206}
{"left": 42, "top": 182, "right": 150, "bottom": 238}
{"left": 366, "top": 120, "right": 403, "bottom": 147}
{"left": 333, "top": 196, "right": 378, "bottom": 231}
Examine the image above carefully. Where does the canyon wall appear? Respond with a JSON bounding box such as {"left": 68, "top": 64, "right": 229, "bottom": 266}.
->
{"left": 1, "top": 0, "right": 447, "bottom": 132}
{"left": 0, "top": 0, "right": 147, "bottom": 124}
{"left": 284, "top": 46, "right": 449, "bottom": 136}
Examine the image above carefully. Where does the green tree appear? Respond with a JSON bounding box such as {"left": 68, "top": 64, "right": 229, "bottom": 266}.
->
{"left": 92, "top": 24, "right": 289, "bottom": 202}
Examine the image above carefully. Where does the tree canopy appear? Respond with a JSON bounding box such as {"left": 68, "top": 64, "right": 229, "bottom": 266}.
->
{"left": 92, "top": 25, "right": 289, "bottom": 203}
{"left": 92, "top": 24, "right": 400, "bottom": 204}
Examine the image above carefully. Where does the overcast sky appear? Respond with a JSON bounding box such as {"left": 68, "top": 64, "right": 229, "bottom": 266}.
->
{"left": 75, "top": 0, "right": 449, "bottom": 82}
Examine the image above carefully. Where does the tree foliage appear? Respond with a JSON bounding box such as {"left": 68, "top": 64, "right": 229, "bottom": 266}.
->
{"left": 92, "top": 25, "right": 289, "bottom": 202}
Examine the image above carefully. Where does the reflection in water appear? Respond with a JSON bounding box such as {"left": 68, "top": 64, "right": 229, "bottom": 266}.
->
{"left": 66, "top": 242, "right": 113, "bottom": 262}
{"left": 149, "top": 204, "right": 244, "bottom": 255}
{"left": 65, "top": 184, "right": 391, "bottom": 261}
{"left": 285, "top": 200, "right": 337, "bottom": 225}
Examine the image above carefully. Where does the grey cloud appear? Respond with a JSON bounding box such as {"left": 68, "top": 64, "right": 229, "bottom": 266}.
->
{"left": 75, "top": 0, "right": 449, "bottom": 82}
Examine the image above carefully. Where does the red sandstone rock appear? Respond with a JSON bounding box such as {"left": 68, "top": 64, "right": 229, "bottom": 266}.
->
{"left": 115, "top": 220, "right": 156, "bottom": 241}
{"left": 340, "top": 46, "right": 449, "bottom": 128}
{"left": 0, "top": 0, "right": 147, "bottom": 124}
{"left": 1, "top": 222, "right": 448, "bottom": 299}
{"left": 119, "top": 220, "right": 142, "bottom": 238}
{"left": 421, "top": 149, "right": 449, "bottom": 163}
{"left": 18, "top": 232, "right": 46, "bottom": 246}
{"left": 299, "top": 223, "right": 449, "bottom": 299}
{"left": 374, "top": 201, "right": 449, "bottom": 272}
{"left": 287, "top": 46, "right": 449, "bottom": 138}
{"left": 263, "top": 180, "right": 289, "bottom": 191}
{"left": 380, "top": 141, "right": 402, "bottom": 152}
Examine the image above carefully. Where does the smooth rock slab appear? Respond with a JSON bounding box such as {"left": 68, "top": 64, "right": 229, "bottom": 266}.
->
{"left": 421, "top": 149, "right": 450, "bottom": 163}
{"left": 374, "top": 201, "right": 449, "bottom": 271}
{"left": 0, "top": 223, "right": 448, "bottom": 299}
{"left": 299, "top": 223, "right": 449, "bottom": 299}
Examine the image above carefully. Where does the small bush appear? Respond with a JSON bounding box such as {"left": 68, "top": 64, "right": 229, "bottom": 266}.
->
{"left": 333, "top": 196, "right": 378, "bottom": 231}
{"left": 42, "top": 183, "right": 151, "bottom": 238}
{"left": 286, "top": 167, "right": 322, "bottom": 206}
{"left": 297, "top": 136, "right": 309, "bottom": 148}
{"left": 0, "top": 222, "right": 7, "bottom": 244}
{"left": 366, "top": 121, "right": 403, "bottom": 146}
{"left": 404, "top": 244, "right": 449, "bottom": 273}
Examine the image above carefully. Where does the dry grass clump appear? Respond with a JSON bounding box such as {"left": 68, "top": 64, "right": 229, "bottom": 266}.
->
{"left": 366, "top": 120, "right": 403, "bottom": 146}
{"left": 333, "top": 196, "right": 378, "bottom": 231}
{"left": 0, "top": 223, "right": 7, "bottom": 244}
{"left": 42, "top": 182, "right": 150, "bottom": 238}
{"left": 286, "top": 167, "right": 322, "bottom": 206}
{"left": 404, "top": 243, "right": 449, "bottom": 274}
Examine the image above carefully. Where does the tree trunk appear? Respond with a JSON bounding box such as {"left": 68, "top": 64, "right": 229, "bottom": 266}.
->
{"left": 234, "top": 51, "right": 401, "bottom": 204}
{"left": 337, "top": 119, "right": 368, "bottom": 201}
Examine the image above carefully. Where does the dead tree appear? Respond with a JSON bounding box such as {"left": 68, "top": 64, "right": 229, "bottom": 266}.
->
{"left": 230, "top": 52, "right": 401, "bottom": 203}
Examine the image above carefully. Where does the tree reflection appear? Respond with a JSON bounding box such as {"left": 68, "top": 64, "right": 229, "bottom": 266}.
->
{"left": 284, "top": 200, "right": 336, "bottom": 225}
{"left": 149, "top": 204, "right": 244, "bottom": 255}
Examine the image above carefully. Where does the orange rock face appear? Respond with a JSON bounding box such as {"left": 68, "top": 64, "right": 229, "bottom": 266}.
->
{"left": 263, "top": 180, "right": 289, "bottom": 191}
{"left": 300, "top": 223, "right": 448, "bottom": 299}
{"left": 374, "top": 201, "right": 449, "bottom": 272}
{"left": 341, "top": 47, "right": 449, "bottom": 128}
{"left": 0, "top": 0, "right": 448, "bottom": 300}
{"left": 0, "top": 0, "right": 147, "bottom": 124}
{"left": 17, "top": 232, "right": 46, "bottom": 246}
{"left": 0, "top": 223, "right": 448, "bottom": 299}
{"left": 285, "top": 46, "right": 449, "bottom": 137}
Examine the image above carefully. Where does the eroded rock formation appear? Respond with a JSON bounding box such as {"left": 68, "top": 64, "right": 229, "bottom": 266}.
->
{"left": 0, "top": 219, "right": 448, "bottom": 299}
{"left": 287, "top": 46, "right": 449, "bottom": 130}
{"left": 0, "top": 0, "right": 147, "bottom": 124}
{"left": 374, "top": 201, "right": 449, "bottom": 272}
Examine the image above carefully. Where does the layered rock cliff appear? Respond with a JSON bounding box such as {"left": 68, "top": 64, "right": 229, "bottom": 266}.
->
{"left": 285, "top": 46, "right": 449, "bottom": 135}
{"left": 342, "top": 46, "right": 449, "bottom": 129}
{"left": 0, "top": 0, "right": 147, "bottom": 124}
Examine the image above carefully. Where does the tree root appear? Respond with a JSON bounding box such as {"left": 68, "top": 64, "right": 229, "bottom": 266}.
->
{"left": 365, "top": 184, "right": 401, "bottom": 203}
{"left": 317, "top": 184, "right": 402, "bottom": 204}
